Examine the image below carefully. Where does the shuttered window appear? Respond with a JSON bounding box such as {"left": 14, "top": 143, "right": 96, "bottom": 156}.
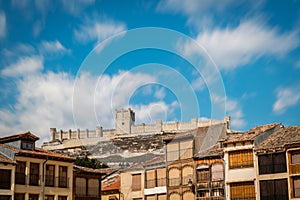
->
{"left": 132, "top": 174, "right": 141, "bottom": 191}
{"left": 293, "top": 177, "right": 300, "bottom": 198}
{"left": 230, "top": 182, "right": 255, "bottom": 200}
{"left": 258, "top": 153, "right": 286, "bottom": 174}
{"left": 229, "top": 150, "right": 253, "bottom": 169}
{"left": 260, "top": 179, "right": 288, "bottom": 200}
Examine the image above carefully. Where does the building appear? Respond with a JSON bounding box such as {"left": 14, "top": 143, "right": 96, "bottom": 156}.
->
{"left": 0, "top": 132, "right": 74, "bottom": 200}
{"left": 143, "top": 156, "right": 167, "bottom": 200}
{"left": 222, "top": 123, "right": 282, "bottom": 200}
{"left": 193, "top": 143, "right": 225, "bottom": 200}
{"left": 0, "top": 152, "right": 16, "bottom": 200}
{"left": 101, "top": 171, "right": 121, "bottom": 200}
{"left": 164, "top": 123, "right": 228, "bottom": 200}
{"left": 73, "top": 165, "right": 110, "bottom": 200}
{"left": 120, "top": 163, "right": 145, "bottom": 200}
{"left": 255, "top": 125, "right": 300, "bottom": 199}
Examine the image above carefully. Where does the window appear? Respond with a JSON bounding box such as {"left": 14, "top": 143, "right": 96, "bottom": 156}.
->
{"left": 157, "top": 168, "right": 166, "bottom": 187}
{"left": 45, "top": 165, "right": 55, "bottom": 186}
{"left": 258, "top": 153, "right": 286, "bottom": 174}
{"left": 58, "top": 196, "right": 67, "bottom": 200}
{"left": 21, "top": 141, "right": 34, "bottom": 150}
{"left": 197, "top": 168, "right": 210, "bottom": 182}
{"left": 0, "top": 169, "right": 11, "bottom": 189}
{"left": 292, "top": 151, "right": 300, "bottom": 164}
{"left": 179, "top": 140, "right": 193, "bottom": 159}
{"left": 212, "top": 189, "right": 224, "bottom": 197}
{"left": 15, "top": 161, "right": 26, "bottom": 184}
{"left": 45, "top": 196, "right": 54, "bottom": 200}
{"left": 167, "top": 142, "right": 179, "bottom": 161}
{"left": 230, "top": 182, "right": 255, "bottom": 200}
{"left": 59, "top": 166, "right": 68, "bottom": 188}
{"left": 88, "top": 179, "right": 99, "bottom": 197}
{"left": 211, "top": 163, "right": 224, "bottom": 181}
{"left": 132, "top": 174, "right": 141, "bottom": 191}
{"left": 146, "top": 170, "right": 155, "bottom": 188}
{"left": 14, "top": 194, "right": 25, "bottom": 200}
{"left": 168, "top": 168, "right": 180, "bottom": 186}
{"left": 0, "top": 196, "right": 11, "bottom": 200}
{"left": 293, "top": 177, "right": 300, "bottom": 198}
{"left": 260, "top": 179, "right": 288, "bottom": 200}
{"left": 198, "top": 190, "right": 210, "bottom": 197}
{"left": 75, "top": 177, "right": 86, "bottom": 196}
{"left": 30, "top": 163, "right": 39, "bottom": 185}
{"left": 29, "top": 194, "right": 38, "bottom": 200}
{"left": 229, "top": 149, "right": 253, "bottom": 169}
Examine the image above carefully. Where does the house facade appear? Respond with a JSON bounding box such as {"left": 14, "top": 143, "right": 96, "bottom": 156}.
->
{"left": 0, "top": 132, "right": 74, "bottom": 200}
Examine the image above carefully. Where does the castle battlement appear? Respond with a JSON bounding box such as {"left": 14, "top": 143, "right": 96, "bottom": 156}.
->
{"left": 47, "top": 108, "right": 230, "bottom": 142}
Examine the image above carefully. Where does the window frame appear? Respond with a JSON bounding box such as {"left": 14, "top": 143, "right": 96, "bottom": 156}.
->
{"left": 229, "top": 149, "right": 254, "bottom": 169}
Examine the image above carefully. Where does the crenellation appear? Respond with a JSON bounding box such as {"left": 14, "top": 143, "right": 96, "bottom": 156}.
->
{"left": 45, "top": 108, "right": 229, "bottom": 146}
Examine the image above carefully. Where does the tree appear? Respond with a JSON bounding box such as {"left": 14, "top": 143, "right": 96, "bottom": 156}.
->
{"left": 74, "top": 156, "right": 109, "bottom": 169}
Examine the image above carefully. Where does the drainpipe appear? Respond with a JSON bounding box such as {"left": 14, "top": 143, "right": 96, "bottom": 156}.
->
{"left": 42, "top": 157, "right": 48, "bottom": 200}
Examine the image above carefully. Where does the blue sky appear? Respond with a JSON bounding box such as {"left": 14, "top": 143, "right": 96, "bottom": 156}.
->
{"left": 0, "top": 0, "right": 300, "bottom": 143}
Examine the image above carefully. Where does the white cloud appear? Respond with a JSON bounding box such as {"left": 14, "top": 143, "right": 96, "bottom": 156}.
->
{"left": 211, "top": 94, "right": 246, "bottom": 129}
{"left": 226, "top": 99, "right": 246, "bottom": 128}
{"left": 74, "top": 18, "right": 127, "bottom": 44}
{"left": 157, "top": 0, "right": 235, "bottom": 15}
{"left": 273, "top": 86, "right": 300, "bottom": 114}
{"left": 1, "top": 56, "right": 43, "bottom": 77}
{"left": 61, "top": 0, "right": 95, "bottom": 16}
{"left": 0, "top": 70, "right": 180, "bottom": 144}
{"left": 0, "top": 11, "right": 6, "bottom": 38}
{"left": 182, "top": 20, "right": 300, "bottom": 69}
{"left": 191, "top": 76, "right": 205, "bottom": 91}
{"left": 39, "top": 40, "right": 71, "bottom": 55}
{"left": 154, "top": 87, "right": 166, "bottom": 99}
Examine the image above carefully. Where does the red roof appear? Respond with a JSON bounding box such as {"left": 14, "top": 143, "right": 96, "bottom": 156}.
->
{"left": 0, "top": 143, "right": 74, "bottom": 162}
{"left": 102, "top": 181, "right": 120, "bottom": 191}
{"left": 0, "top": 131, "right": 39, "bottom": 143}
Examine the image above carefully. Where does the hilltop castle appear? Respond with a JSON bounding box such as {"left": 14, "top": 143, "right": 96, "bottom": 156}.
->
{"left": 42, "top": 108, "right": 230, "bottom": 167}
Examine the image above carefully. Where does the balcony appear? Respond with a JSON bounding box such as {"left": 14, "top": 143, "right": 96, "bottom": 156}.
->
{"left": 197, "top": 197, "right": 224, "bottom": 200}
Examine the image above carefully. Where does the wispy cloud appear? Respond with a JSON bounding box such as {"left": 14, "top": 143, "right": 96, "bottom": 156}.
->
{"left": 39, "top": 40, "right": 71, "bottom": 55}
{"left": 181, "top": 20, "right": 300, "bottom": 69}
{"left": 74, "top": 18, "right": 127, "bottom": 44}
{"left": 1, "top": 56, "right": 43, "bottom": 77}
{"left": 273, "top": 86, "right": 300, "bottom": 114}
{"left": 60, "top": 0, "right": 95, "bottom": 16}
{"left": 0, "top": 11, "right": 6, "bottom": 38}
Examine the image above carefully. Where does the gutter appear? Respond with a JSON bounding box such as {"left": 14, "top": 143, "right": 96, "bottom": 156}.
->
{"left": 41, "top": 157, "right": 48, "bottom": 200}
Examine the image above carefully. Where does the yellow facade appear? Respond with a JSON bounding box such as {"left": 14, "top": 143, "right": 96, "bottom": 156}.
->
{"left": 14, "top": 156, "right": 73, "bottom": 200}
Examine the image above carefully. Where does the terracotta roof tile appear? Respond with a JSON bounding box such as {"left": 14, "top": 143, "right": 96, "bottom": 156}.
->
{"left": 255, "top": 126, "right": 300, "bottom": 151}
{"left": 0, "top": 131, "right": 39, "bottom": 143}
{"left": 102, "top": 181, "right": 120, "bottom": 191}
{"left": 223, "top": 123, "right": 280, "bottom": 144}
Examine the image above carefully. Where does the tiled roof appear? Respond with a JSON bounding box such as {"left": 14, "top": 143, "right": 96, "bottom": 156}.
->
{"left": 73, "top": 165, "right": 113, "bottom": 174}
{"left": 18, "top": 147, "right": 74, "bottom": 162}
{"left": 0, "top": 143, "right": 74, "bottom": 162}
{"left": 194, "top": 143, "right": 223, "bottom": 159}
{"left": 223, "top": 123, "right": 281, "bottom": 144}
{"left": 0, "top": 153, "right": 15, "bottom": 164}
{"left": 255, "top": 126, "right": 300, "bottom": 151}
{"left": 0, "top": 131, "right": 39, "bottom": 143}
{"left": 102, "top": 180, "right": 120, "bottom": 191}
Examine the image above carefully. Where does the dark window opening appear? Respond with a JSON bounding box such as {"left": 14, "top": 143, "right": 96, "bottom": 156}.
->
{"left": 260, "top": 179, "right": 288, "bottom": 200}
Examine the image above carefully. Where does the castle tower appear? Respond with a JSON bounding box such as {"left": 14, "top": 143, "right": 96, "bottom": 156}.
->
{"left": 115, "top": 108, "right": 135, "bottom": 135}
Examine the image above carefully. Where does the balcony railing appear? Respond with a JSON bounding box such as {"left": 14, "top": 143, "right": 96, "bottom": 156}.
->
{"left": 290, "top": 164, "right": 300, "bottom": 174}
